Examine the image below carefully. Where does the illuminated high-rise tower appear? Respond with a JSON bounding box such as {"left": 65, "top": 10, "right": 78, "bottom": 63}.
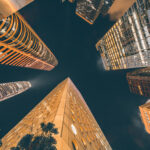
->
{"left": 96, "top": 0, "right": 150, "bottom": 70}
{"left": 0, "top": 78, "right": 112, "bottom": 150}
{"left": 0, "top": 81, "right": 31, "bottom": 102}
{"left": 139, "top": 101, "right": 150, "bottom": 134}
{"left": 0, "top": 13, "right": 58, "bottom": 71}
{"left": 127, "top": 67, "right": 150, "bottom": 97}
{"left": 76, "top": 0, "right": 114, "bottom": 24}
{"left": 0, "top": 0, "right": 34, "bottom": 19}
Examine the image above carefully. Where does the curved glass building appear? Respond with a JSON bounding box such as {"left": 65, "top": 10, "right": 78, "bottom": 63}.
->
{"left": 0, "top": 13, "right": 58, "bottom": 71}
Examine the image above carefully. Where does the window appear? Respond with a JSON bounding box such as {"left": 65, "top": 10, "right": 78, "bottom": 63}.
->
{"left": 81, "top": 137, "right": 86, "bottom": 147}
{"left": 71, "top": 109, "right": 74, "bottom": 114}
{"left": 72, "top": 115, "right": 75, "bottom": 122}
{"left": 71, "top": 124, "right": 77, "bottom": 135}
{"left": 72, "top": 140, "right": 78, "bottom": 150}
{"left": 79, "top": 126, "right": 83, "bottom": 132}
{"left": 87, "top": 135, "right": 91, "bottom": 143}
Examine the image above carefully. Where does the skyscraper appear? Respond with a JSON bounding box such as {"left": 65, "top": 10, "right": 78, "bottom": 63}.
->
{"left": 0, "top": 78, "right": 112, "bottom": 150}
{"left": 0, "top": 81, "right": 31, "bottom": 102}
{"left": 139, "top": 101, "right": 150, "bottom": 134}
{"left": 107, "top": 0, "right": 136, "bottom": 20}
{"left": 0, "top": 13, "right": 58, "bottom": 71}
{"left": 96, "top": 0, "right": 150, "bottom": 70}
{"left": 127, "top": 67, "right": 150, "bottom": 97}
{"left": 75, "top": 0, "right": 103, "bottom": 24}
{"left": 0, "top": 0, "right": 34, "bottom": 19}
{"left": 100, "top": 0, "right": 114, "bottom": 16}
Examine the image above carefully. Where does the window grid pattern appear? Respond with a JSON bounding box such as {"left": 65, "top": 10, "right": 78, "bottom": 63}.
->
{"left": 0, "top": 13, "right": 58, "bottom": 71}
{"left": 76, "top": 0, "right": 103, "bottom": 24}
{"left": 0, "top": 79, "right": 67, "bottom": 149}
{"left": 0, "top": 79, "right": 112, "bottom": 150}
{"left": 0, "top": 81, "right": 31, "bottom": 102}
{"left": 96, "top": 0, "right": 150, "bottom": 70}
{"left": 61, "top": 79, "right": 112, "bottom": 150}
{"left": 127, "top": 67, "right": 150, "bottom": 97}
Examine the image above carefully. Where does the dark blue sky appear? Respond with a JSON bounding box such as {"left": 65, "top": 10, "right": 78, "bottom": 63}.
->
{"left": 0, "top": 0, "right": 150, "bottom": 149}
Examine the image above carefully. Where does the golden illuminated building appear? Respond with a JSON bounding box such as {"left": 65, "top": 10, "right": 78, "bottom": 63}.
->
{"left": 96, "top": 0, "right": 150, "bottom": 70}
{"left": 0, "top": 81, "right": 31, "bottom": 102}
{"left": 0, "top": 13, "right": 58, "bottom": 71}
{"left": 0, "top": 0, "right": 34, "bottom": 19}
{"left": 0, "top": 78, "right": 112, "bottom": 150}
{"left": 127, "top": 67, "right": 150, "bottom": 97}
{"left": 139, "top": 101, "right": 150, "bottom": 134}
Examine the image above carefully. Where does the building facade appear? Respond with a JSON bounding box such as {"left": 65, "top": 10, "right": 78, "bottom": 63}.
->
{"left": 96, "top": 0, "right": 150, "bottom": 70}
{"left": 107, "top": 0, "right": 136, "bottom": 21}
{"left": 0, "top": 13, "right": 58, "bottom": 71}
{"left": 127, "top": 67, "right": 150, "bottom": 97}
{"left": 0, "top": 78, "right": 112, "bottom": 150}
{"left": 139, "top": 101, "right": 150, "bottom": 134}
{"left": 76, "top": 0, "right": 104, "bottom": 24}
{"left": 100, "top": 0, "right": 114, "bottom": 16}
{"left": 0, "top": 81, "right": 31, "bottom": 102}
{"left": 0, "top": 0, "right": 34, "bottom": 19}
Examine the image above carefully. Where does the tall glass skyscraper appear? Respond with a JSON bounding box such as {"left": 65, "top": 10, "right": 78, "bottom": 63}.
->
{"left": 0, "top": 81, "right": 31, "bottom": 102}
{"left": 96, "top": 0, "right": 150, "bottom": 70}
{"left": 0, "top": 13, "right": 58, "bottom": 71}
{"left": 100, "top": 0, "right": 114, "bottom": 16}
{"left": 76, "top": 0, "right": 114, "bottom": 24}
{"left": 0, "top": 78, "right": 112, "bottom": 150}
{"left": 76, "top": 0, "right": 103, "bottom": 24}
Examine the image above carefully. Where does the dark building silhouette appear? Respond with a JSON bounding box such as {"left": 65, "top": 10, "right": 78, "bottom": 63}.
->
{"left": 127, "top": 67, "right": 150, "bottom": 97}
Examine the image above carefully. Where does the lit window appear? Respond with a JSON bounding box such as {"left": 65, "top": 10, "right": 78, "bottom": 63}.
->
{"left": 96, "top": 133, "right": 100, "bottom": 139}
{"left": 77, "top": 117, "right": 80, "bottom": 123}
{"left": 81, "top": 137, "right": 86, "bottom": 146}
{"left": 79, "top": 126, "right": 83, "bottom": 132}
{"left": 71, "top": 124, "right": 77, "bottom": 135}
{"left": 71, "top": 109, "right": 74, "bottom": 114}
{"left": 72, "top": 115, "right": 75, "bottom": 122}
{"left": 69, "top": 92, "right": 72, "bottom": 97}
{"left": 87, "top": 135, "right": 91, "bottom": 143}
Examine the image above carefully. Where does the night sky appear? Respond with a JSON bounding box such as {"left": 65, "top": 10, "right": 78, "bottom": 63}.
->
{"left": 0, "top": 0, "right": 150, "bottom": 150}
